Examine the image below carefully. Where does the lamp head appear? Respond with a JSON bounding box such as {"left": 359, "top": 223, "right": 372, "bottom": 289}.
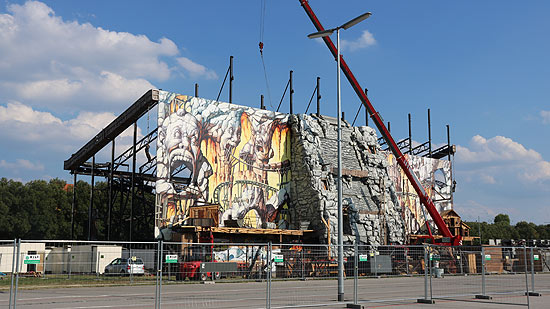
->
{"left": 341, "top": 12, "right": 372, "bottom": 30}
{"left": 307, "top": 29, "right": 335, "bottom": 39}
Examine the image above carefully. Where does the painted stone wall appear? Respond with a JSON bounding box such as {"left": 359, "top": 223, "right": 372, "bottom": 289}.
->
{"left": 386, "top": 154, "right": 453, "bottom": 235}
{"left": 156, "top": 91, "right": 291, "bottom": 232}
{"left": 154, "top": 90, "right": 453, "bottom": 245}
{"left": 289, "top": 114, "right": 406, "bottom": 247}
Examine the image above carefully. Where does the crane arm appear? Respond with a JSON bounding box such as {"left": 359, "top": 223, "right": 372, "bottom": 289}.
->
{"left": 299, "top": 0, "right": 460, "bottom": 245}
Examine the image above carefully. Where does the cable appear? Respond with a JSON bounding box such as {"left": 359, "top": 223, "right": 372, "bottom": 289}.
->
{"left": 304, "top": 84, "right": 317, "bottom": 114}
{"left": 276, "top": 79, "right": 290, "bottom": 112}
{"left": 261, "top": 54, "right": 274, "bottom": 109}
{"left": 216, "top": 67, "right": 230, "bottom": 102}
{"left": 351, "top": 103, "right": 363, "bottom": 126}
{"left": 258, "top": 0, "right": 274, "bottom": 109}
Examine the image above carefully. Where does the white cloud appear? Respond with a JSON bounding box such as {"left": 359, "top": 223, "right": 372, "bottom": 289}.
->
{"left": 0, "top": 159, "right": 44, "bottom": 171}
{"left": 0, "top": 101, "right": 139, "bottom": 150}
{"left": 457, "top": 135, "right": 542, "bottom": 164}
{"left": 341, "top": 30, "right": 376, "bottom": 51}
{"left": 456, "top": 135, "right": 550, "bottom": 183}
{"left": 541, "top": 110, "right": 550, "bottom": 124}
{"left": 0, "top": 101, "right": 61, "bottom": 125}
{"left": 0, "top": 1, "right": 215, "bottom": 112}
{"left": 480, "top": 174, "right": 496, "bottom": 184}
{"left": 177, "top": 57, "right": 218, "bottom": 80}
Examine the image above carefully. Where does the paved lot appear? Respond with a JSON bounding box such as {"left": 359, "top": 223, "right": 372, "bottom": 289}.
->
{"left": 1, "top": 274, "right": 548, "bottom": 308}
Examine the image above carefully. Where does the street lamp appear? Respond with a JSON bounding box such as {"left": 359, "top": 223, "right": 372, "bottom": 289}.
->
{"left": 308, "top": 11, "right": 371, "bottom": 302}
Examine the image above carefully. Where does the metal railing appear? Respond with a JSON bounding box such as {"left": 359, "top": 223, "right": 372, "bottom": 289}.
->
{"left": 2, "top": 239, "right": 546, "bottom": 308}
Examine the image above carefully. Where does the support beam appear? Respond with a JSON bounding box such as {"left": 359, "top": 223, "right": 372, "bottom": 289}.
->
{"left": 88, "top": 155, "right": 95, "bottom": 241}
{"left": 64, "top": 89, "right": 159, "bottom": 171}
{"left": 108, "top": 139, "right": 115, "bottom": 240}
{"left": 316, "top": 77, "right": 321, "bottom": 117}
{"left": 290, "top": 70, "right": 294, "bottom": 114}
{"left": 71, "top": 173, "right": 76, "bottom": 240}
{"left": 428, "top": 109, "right": 432, "bottom": 157}
{"left": 130, "top": 122, "right": 137, "bottom": 242}
{"left": 408, "top": 113, "right": 412, "bottom": 154}
{"left": 364, "top": 88, "right": 368, "bottom": 126}
{"left": 229, "top": 56, "right": 234, "bottom": 103}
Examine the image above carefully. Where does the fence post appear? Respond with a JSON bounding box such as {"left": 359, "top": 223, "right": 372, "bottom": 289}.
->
{"left": 8, "top": 239, "right": 16, "bottom": 309}
{"left": 266, "top": 241, "right": 272, "bottom": 309}
{"left": 458, "top": 249, "right": 464, "bottom": 275}
{"left": 417, "top": 244, "right": 434, "bottom": 304}
{"left": 528, "top": 247, "right": 541, "bottom": 296}
{"left": 301, "top": 246, "right": 305, "bottom": 280}
{"left": 129, "top": 247, "right": 133, "bottom": 284}
{"left": 523, "top": 245, "right": 531, "bottom": 307}
{"left": 354, "top": 239, "right": 358, "bottom": 304}
{"left": 373, "top": 245, "right": 377, "bottom": 278}
{"left": 155, "top": 240, "right": 160, "bottom": 309}
{"left": 68, "top": 244, "right": 72, "bottom": 279}
{"left": 429, "top": 246, "right": 433, "bottom": 301}
{"left": 13, "top": 238, "right": 21, "bottom": 309}
{"left": 405, "top": 247, "right": 409, "bottom": 276}
{"left": 159, "top": 240, "right": 163, "bottom": 308}
{"left": 476, "top": 246, "right": 492, "bottom": 299}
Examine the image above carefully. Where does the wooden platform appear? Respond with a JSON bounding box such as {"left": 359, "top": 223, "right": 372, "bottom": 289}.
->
{"left": 180, "top": 225, "right": 313, "bottom": 236}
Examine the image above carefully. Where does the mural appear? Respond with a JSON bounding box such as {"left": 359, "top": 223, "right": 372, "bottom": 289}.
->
{"left": 385, "top": 153, "right": 453, "bottom": 235}
{"left": 155, "top": 91, "right": 291, "bottom": 231}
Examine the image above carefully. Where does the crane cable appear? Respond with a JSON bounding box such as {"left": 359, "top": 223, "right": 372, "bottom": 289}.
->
{"left": 259, "top": 0, "right": 274, "bottom": 109}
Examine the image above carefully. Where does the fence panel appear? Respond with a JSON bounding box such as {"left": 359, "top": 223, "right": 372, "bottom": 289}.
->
{"left": 8, "top": 240, "right": 158, "bottom": 308}
{"left": 426, "top": 245, "right": 530, "bottom": 307}
{"left": 4, "top": 240, "right": 549, "bottom": 308}
{"left": 351, "top": 244, "right": 426, "bottom": 306}
{"left": 428, "top": 245, "right": 483, "bottom": 300}
{"left": 159, "top": 241, "right": 269, "bottom": 308}
{"left": 268, "top": 244, "right": 346, "bottom": 307}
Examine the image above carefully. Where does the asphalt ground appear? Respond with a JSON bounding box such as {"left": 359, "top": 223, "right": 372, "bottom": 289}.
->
{"left": 1, "top": 274, "right": 548, "bottom": 308}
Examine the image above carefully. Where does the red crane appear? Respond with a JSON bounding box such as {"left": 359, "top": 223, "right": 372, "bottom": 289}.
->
{"left": 299, "top": 0, "right": 461, "bottom": 246}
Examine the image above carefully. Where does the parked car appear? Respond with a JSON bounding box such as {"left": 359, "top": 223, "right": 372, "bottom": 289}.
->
{"left": 104, "top": 257, "right": 145, "bottom": 275}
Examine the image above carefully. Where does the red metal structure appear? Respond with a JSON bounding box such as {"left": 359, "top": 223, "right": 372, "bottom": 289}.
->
{"left": 299, "top": 0, "right": 461, "bottom": 246}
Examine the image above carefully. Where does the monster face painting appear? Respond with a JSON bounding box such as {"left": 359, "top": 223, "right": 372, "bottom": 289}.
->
{"left": 156, "top": 91, "right": 291, "bottom": 230}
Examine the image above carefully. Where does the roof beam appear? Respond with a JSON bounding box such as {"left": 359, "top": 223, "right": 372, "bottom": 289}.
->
{"left": 64, "top": 89, "right": 159, "bottom": 171}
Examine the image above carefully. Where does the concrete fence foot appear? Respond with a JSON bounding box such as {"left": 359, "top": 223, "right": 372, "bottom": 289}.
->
{"left": 417, "top": 299, "right": 435, "bottom": 304}
{"left": 475, "top": 295, "right": 492, "bottom": 300}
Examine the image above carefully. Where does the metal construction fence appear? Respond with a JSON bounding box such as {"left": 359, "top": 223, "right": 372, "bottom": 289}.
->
{"left": 1, "top": 239, "right": 549, "bottom": 308}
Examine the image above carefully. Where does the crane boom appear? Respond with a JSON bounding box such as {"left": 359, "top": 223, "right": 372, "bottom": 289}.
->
{"left": 299, "top": 0, "right": 461, "bottom": 245}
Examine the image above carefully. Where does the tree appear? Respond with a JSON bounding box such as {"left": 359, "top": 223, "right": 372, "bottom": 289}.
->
{"left": 515, "top": 221, "right": 539, "bottom": 240}
{"left": 494, "top": 214, "right": 510, "bottom": 225}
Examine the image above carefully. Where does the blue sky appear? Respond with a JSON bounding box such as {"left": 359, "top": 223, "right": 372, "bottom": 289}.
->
{"left": 0, "top": 1, "right": 548, "bottom": 224}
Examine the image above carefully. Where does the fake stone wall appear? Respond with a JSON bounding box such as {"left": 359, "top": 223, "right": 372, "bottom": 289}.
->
{"left": 289, "top": 114, "right": 406, "bottom": 246}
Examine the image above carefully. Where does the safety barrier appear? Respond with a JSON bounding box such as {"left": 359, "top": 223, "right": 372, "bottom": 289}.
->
{"left": 2, "top": 240, "right": 547, "bottom": 308}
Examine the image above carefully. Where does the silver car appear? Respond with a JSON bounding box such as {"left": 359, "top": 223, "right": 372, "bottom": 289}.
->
{"left": 104, "top": 258, "right": 145, "bottom": 275}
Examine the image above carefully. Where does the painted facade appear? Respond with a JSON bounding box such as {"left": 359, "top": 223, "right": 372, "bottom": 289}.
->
{"left": 155, "top": 91, "right": 291, "bottom": 231}
{"left": 386, "top": 153, "right": 453, "bottom": 235}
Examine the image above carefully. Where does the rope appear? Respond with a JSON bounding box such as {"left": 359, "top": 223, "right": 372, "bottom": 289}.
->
{"left": 351, "top": 103, "right": 363, "bottom": 126}
{"left": 261, "top": 54, "right": 274, "bottom": 109}
{"left": 258, "top": 0, "right": 273, "bottom": 109}
{"left": 276, "top": 79, "right": 290, "bottom": 112}
{"left": 216, "top": 66, "right": 230, "bottom": 102}
{"left": 259, "top": 0, "right": 266, "bottom": 45}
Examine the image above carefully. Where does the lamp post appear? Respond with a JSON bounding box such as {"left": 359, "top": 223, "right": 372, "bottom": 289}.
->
{"left": 308, "top": 11, "right": 371, "bottom": 302}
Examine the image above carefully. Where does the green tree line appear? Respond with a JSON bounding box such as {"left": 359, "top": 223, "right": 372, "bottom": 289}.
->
{"left": 465, "top": 214, "right": 550, "bottom": 244}
{"left": 2, "top": 177, "right": 549, "bottom": 243}
{"left": 0, "top": 177, "right": 155, "bottom": 241}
